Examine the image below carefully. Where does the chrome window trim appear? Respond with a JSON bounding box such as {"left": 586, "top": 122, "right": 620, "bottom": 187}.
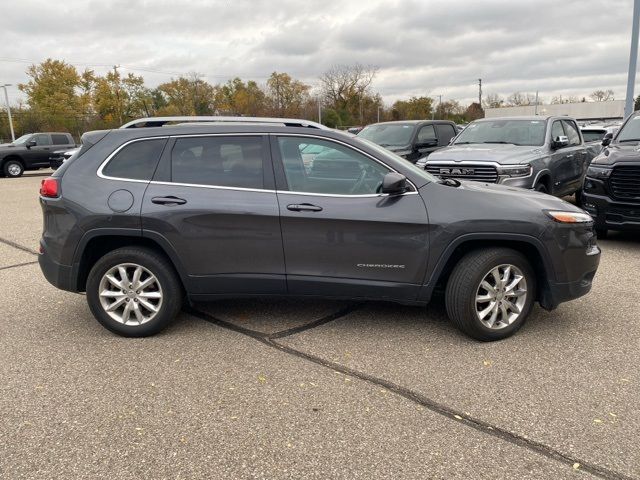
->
{"left": 97, "top": 136, "right": 170, "bottom": 183}
{"left": 97, "top": 132, "right": 419, "bottom": 197}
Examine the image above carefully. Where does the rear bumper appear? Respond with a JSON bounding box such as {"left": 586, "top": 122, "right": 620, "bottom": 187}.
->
{"left": 39, "top": 248, "right": 76, "bottom": 292}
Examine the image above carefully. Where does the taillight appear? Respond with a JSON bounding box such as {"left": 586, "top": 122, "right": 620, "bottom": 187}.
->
{"left": 40, "top": 177, "right": 60, "bottom": 198}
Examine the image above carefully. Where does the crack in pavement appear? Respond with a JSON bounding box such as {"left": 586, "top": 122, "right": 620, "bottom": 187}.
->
{"left": 0, "top": 260, "right": 39, "bottom": 271}
{"left": 0, "top": 236, "right": 39, "bottom": 256}
{"left": 185, "top": 306, "right": 635, "bottom": 480}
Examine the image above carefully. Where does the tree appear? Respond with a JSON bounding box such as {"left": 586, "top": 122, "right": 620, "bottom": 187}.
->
{"left": 157, "top": 75, "right": 216, "bottom": 116}
{"left": 319, "top": 64, "right": 378, "bottom": 123}
{"left": 506, "top": 92, "right": 535, "bottom": 106}
{"left": 550, "top": 95, "right": 580, "bottom": 104}
{"left": 635, "top": 94, "right": 640, "bottom": 112}
{"left": 590, "top": 89, "right": 614, "bottom": 102}
{"left": 18, "top": 59, "right": 83, "bottom": 131}
{"left": 482, "top": 93, "right": 504, "bottom": 109}
{"left": 93, "top": 70, "right": 152, "bottom": 126}
{"left": 464, "top": 102, "right": 484, "bottom": 121}
{"left": 215, "top": 78, "right": 266, "bottom": 116}
{"left": 435, "top": 100, "right": 463, "bottom": 121}
{"left": 266, "top": 72, "right": 311, "bottom": 117}
{"left": 391, "top": 96, "right": 433, "bottom": 120}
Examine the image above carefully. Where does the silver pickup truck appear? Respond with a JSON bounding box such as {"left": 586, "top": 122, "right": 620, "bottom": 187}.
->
{"left": 417, "top": 116, "right": 595, "bottom": 197}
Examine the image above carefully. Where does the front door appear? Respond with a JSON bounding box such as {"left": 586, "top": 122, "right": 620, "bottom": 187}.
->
{"left": 549, "top": 120, "right": 584, "bottom": 195}
{"left": 23, "top": 133, "right": 53, "bottom": 167}
{"left": 142, "top": 134, "right": 286, "bottom": 295}
{"left": 272, "top": 135, "right": 430, "bottom": 301}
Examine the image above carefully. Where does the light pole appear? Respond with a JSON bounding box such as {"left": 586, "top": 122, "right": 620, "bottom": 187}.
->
{"left": 377, "top": 105, "right": 381, "bottom": 123}
{"left": 624, "top": 0, "right": 640, "bottom": 118}
{"left": 1, "top": 84, "right": 15, "bottom": 142}
{"left": 317, "top": 96, "right": 322, "bottom": 124}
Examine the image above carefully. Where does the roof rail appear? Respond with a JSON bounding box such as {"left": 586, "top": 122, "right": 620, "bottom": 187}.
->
{"left": 120, "top": 116, "right": 329, "bottom": 130}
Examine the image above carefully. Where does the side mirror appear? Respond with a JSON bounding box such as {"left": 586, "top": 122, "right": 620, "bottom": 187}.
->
{"left": 601, "top": 132, "right": 613, "bottom": 147}
{"left": 552, "top": 135, "right": 569, "bottom": 149}
{"left": 381, "top": 172, "right": 408, "bottom": 195}
{"left": 26, "top": 139, "right": 36, "bottom": 149}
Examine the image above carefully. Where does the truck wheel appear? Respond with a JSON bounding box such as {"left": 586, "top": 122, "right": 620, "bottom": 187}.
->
{"left": 595, "top": 228, "right": 608, "bottom": 239}
{"left": 534, "top": 183, "right": 548, "bottom": 194}
{"left": 3, "top": 160, "right": 24, "bottom": 178}
{"left": 86, "top": 247, "right": 183, "bottom": 337}
{"left": 445, "top": 248, "right": 536, "bottom": 341}
{"left": 574, "top": 189, "right": 583, "bottom": 206}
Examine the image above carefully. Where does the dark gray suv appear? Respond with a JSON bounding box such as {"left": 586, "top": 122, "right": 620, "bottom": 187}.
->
{"left": 38, "top": 117, "right": 601, "bottom": 341}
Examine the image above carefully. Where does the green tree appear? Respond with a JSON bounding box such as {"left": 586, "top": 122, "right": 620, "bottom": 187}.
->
{"left": 93, "top": 70, "right": 151, "bottom": 127}
{"left": 18, "top": 59, "right": 82, "bottom": 131}
{"left": 266, "top": 72, "right": 311, "bottom": 117}
{"left": 391, "top": 96, "right": 433, "bottom": 120}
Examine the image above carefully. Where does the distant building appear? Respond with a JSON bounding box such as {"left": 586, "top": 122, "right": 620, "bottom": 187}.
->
{"left": 485, "top": 100, "right": 624, "bottom": 121}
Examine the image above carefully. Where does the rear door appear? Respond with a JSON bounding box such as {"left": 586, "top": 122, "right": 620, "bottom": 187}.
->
{"left": 272, "top": 134, "right": 430, "bottom": 301}
{"left": 141, "top": 134, "right": 286, "bottom": 296}
{"left": 435, "top": 123, "right": 457, "bottom": 147}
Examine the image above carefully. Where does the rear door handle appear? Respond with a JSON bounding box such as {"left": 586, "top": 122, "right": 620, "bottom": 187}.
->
{"left": 287, "top": 203, "right": 323, "bottom": 212}
{"left": 151, "top": 196, "right": 187, "bottom": 206}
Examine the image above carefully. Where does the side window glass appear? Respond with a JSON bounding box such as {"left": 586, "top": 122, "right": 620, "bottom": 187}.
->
{"left": 171, "top": 136, "right": 264, "bottom": 189}
{"left": 435, "top": 124, "right": 456, "bottom": 144}
{"left": 35, "top": 134, "right": 51, "bottom": 146}
{"left": 551, "top": 121, "right": 565, "bottom": 141}
{"left": 51, "top": 134, "right": 70, "bottom": 145}
{"left": 417, "top": 125, "right": 437, "bottom": 144}
{"left": 278, "top": 137, "right": 390, "bottom": 195}
{"left": 562, "top": 121, "right": 581, "bottom": 146}
{"left": 102, "top": 139, "right": 166, "bottom": 180}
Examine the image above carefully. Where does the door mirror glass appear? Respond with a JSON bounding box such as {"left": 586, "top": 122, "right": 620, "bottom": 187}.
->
{"left": 381, "top": 172, "right": 408, "bottom": 195}
{"left": 552, "top": 135, "right": 569, "bottom": 149}
{"left": 601, "top": 132, "right": 613, "bottom": 147}
{"left": 26, "top": 139, "right": 36, "bottom": 148}
{"left": 415, "top": 140, "right": 437, "bottom": 149}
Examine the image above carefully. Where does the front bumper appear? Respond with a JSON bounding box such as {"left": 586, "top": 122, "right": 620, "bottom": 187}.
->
{"left": 582, "top": 188, "right": 640, "bottom": 232}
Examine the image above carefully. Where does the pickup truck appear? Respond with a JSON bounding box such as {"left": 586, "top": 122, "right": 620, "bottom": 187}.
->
{"left": 417, "top": 116, "right": 595, "bottom": 198}
{"left": 0, "top": 132, "right": 77, "bottom": 177}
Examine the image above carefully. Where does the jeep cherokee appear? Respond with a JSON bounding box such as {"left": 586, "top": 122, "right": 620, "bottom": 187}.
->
{"left": 38, "top": 117, "right": 601, "bottom": 341}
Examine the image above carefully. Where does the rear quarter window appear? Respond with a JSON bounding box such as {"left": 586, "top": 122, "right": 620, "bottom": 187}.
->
{"left": 102, "top": 138, "right": 167, "bottom": 181}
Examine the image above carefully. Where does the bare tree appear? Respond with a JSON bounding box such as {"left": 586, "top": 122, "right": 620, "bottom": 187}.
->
{"left": 506, "top": 92, "right": 536, "bottom": 106}
{"left": 590, "top": 89, "right": 614, "bottom": 102}
{"left": 482, "top": 93, "right": 504, "bottom": 109}
{"left": 319, "top": 64, "right": 378, "bottom": 113}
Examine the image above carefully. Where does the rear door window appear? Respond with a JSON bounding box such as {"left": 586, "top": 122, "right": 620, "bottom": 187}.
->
{"left": 435, "top": 124, "right": 456, "bottom": 145}
{"left": 170, "top": 136, "right": 265, "bottom": 189}
{"left": 34, "top": 134, "right": 51, "bottom": 146}
{"left": 102, "top": 138, "right": 167, "bottom": 181}
{"left": 51, "top": 134, "right": 71, "bottom": 145}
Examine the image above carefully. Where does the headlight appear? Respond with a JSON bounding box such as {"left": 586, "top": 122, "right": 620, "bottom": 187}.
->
{"left": 586, "top": 165, "right": 613, "bottom": 179}
{"left": 497, "top": 165, "right": 532, "bottom": 177}
{"left": 545, "top": 210, "right": 593, "bottom": 224}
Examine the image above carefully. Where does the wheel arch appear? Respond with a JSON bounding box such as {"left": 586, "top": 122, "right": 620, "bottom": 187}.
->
{"left": 1, "top": 155, "right": 25, "bottom": 168}
{"left": 420, "top": 233, "right": 555, "bottom": 304}
{"left": 73, "top": 230, "right": 189, "bottom": 293}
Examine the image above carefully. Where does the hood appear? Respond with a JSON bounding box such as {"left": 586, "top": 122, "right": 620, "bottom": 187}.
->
{"left": 591, "top": 143, "right": 640, "bottom": 167}
{"left": 427, "top": 143, "right": 544, "bottom": 165}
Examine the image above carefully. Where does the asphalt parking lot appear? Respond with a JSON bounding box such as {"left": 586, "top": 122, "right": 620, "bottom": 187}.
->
{"left": 1, "top": 172, "right": 639, "bottom": 479}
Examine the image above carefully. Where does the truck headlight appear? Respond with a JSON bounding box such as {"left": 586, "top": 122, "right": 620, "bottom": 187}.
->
{"left": 586, "top": 166, "right": 613, "bottom": 179}
{"left": 545, "top": 210, "right": 593, "bottom": 224}
{"left": 497, "top": 165, "right": 532, "bottom": 177}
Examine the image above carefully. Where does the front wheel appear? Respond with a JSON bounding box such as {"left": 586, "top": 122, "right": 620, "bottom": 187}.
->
{"left": 86, "top": 247, "right": 183, "bottom": 337}
{"left": 445, "top": 248, "right": 536, "bottom": 341}
{"left": 3, "top": 160, "right": 24, "bottom": 178}
{"left": 534, "top": 183, "right": 548, "bottom": 194}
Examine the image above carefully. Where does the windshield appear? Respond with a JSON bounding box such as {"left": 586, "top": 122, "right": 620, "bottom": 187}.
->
{"left": 616, "top": 115, "right": 640, "bottom": 142}
{"left": 358, "top": 123, "right": 415, "bottom": 147}
{"left": 11, "top": 134, "right": 32, "bottom": 145}
{"left": 453, "top": 119, "right": 546, "bottom": 146}
{"left": 355, "top": 137, "right": 439, "bottom": 184}
{"left": 581, "top": 130, "right": 606, "bottom": 142}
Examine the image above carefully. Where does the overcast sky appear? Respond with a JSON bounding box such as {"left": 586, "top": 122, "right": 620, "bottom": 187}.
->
{"left": 0, "top": 0, "right": 636, "bottom": 106}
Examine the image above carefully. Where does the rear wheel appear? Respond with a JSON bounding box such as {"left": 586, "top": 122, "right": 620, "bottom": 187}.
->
{"left": 86, "top": 247, "right": 183, "bottom": 337}
{"left": 445, "top": 248, "right": 536, "bottom": 341}
{"left": 3, "top": 160, "right": 24, "bottom": 178}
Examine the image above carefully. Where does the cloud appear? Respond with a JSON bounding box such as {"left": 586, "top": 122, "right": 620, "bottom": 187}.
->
{"left": 0, "top": 0, "right": 636, "bottom": 106}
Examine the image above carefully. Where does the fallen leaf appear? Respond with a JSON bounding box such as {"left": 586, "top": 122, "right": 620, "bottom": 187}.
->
{"left": 573, "top": 463, "right": 580, "bottom": 470}
{"left": 593, "top": 419, "right": 603, "bottom": 424}
{"left": 483, "top": 360, "right": 492, "bottom": 367}
{"left": 609, "top": 412, "right": 617, "bottom": 418}
{"left": 454, "top": 415, "right": 463, "bottom": 420}
{"left": 258, "top": 375, "right": 267, "bottom": 383}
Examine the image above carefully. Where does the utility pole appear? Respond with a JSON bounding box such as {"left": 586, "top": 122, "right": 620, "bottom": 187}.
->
{"left": 113, "top": 65, "right": 123, "bottom": 125}
{"left": 317, "top": 96, "right": 322, "bottom": 124}
{"left": 478, "top": 78, "right": 482, "bottom": 107}
{"left": 534, "top": 90, "right": 539, "bottom": 115}
{"left": 1, "top": 84, "right": 15, "bottom": 141}
{"left": 377, "top": 105, "right": 381, "bottom": 123}
{"left": 625, "top": 0, "right": 640, "bottom": 118}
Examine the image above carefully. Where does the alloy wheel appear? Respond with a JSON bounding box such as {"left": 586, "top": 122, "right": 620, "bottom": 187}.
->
{"left": 475, "top": 264, "right": 528, "bottom": 329}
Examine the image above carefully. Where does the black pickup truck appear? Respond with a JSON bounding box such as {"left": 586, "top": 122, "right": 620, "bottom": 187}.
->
{"left": 0, "top": 132, "right": 77, "bottom": 177}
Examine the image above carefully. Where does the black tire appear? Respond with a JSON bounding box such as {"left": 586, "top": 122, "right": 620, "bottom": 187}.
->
{"left": 3, "top": 159, "right": 24, "bottom": 178}
{"left": 534, "top": 182, "right": 548, "bottom": 194}
{"left": 574, "top": 189, "right": 583, "bottom": 207}
{"left": 86, "top": 247, "right": 183, "bottom": 337}
{"left": 445, "top": 248, "right": 536, "bottom": 341}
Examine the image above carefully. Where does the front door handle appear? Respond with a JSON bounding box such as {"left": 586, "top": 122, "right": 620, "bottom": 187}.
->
{"left": 151, "top": 196, "right": 187, "bottom": 206}
{"left": 287, "top": 203, "right": 323, "bottom": 212}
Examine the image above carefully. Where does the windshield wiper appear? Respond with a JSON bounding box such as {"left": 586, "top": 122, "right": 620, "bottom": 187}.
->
{"left": 618, "top": 139, "right": 640, "bottom": 142}
{"left": 481, "top": 141, "right": 516, "bottom": 145}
